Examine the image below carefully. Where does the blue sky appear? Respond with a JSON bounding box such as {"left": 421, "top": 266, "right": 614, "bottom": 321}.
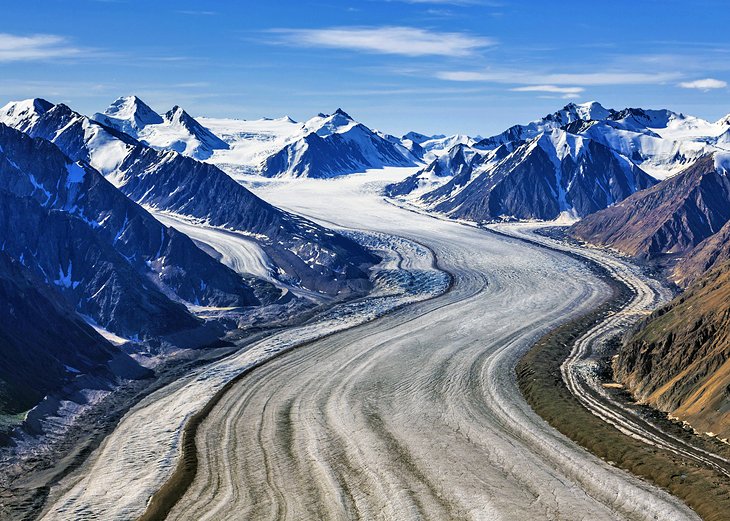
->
{"left": 1, "top": 0, "right": 729, "bottom": 135}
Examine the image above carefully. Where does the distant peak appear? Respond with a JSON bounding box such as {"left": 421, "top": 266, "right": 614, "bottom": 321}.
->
{"left": 4, "top": 98, "right": 54, "bottom": 115}
{"left": 165, "top": 105, "right": 193, "bottom": 124}
{"left": 107, "top": 95, "right": 150, "bottom": 112}
{"left": 102, "top": 95, "right": 162, "bottom": 129}
{"left": 271, "top": 115, "right": 296, "bottom": 124}
{"left": 334, "top": 108, "right": 352, "bottom": 119}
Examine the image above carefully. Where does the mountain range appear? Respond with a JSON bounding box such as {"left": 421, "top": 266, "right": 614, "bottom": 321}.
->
{"left": 92, "top": 96, "right": 230, "bottom": 160}
{"left": 386, "top": 100, "right": 730, "bottom": 442}
{"left": 0, "top": 98, "right": 378, "bottom": 298}
{"left": 3, "top": 95, "right": 730, "bottom": 449}
{"left": 387, "top": 101, "right": 730, "bottom": 223}
{"left": 0, "top": 97, "right": 383, "bottom": 434}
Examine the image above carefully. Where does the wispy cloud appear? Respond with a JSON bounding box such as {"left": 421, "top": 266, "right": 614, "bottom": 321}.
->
{"left": 438, "top": 69, "right": 681, "bottom": 85}
{"left": 269, "top": 26, "right": 495, "bottom": 57}
{"left": 0, "top": 33, "right": 100, "bottom": 62}
{"left": 511, "top": 84, "right": 584, "bottom": 98}
{"left": 511, "top": 85, "right": 584, "bottom": 94}
{"left": 678, "top": 78, "right": 727, "bottom": 90}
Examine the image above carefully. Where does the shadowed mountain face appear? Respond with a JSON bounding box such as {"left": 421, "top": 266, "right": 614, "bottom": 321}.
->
{"left": 617, "top": 260, "right": 730, "bottom": 439}
{"left": 570, "top": 155, "right": 730, "bottom": 259}
{"left": 569, "top": 153, "right": 730, "bottom": 440}
{"left": 385, "top": 143, "right": 486, "bottom": 198}
{"left": 0, "top": 99, "right": 380, "bottom": 296}
{"left": 0, "top": 251, "right": 149, "bottom": 419}
{"left": 392, "top": 131, "right": 656, "bottom": 222}
{"left": 0, "top": 123, "right": 269, "bottom": 342}
{"left": 387, "top": 101, "right": 730, "bottom": 225}
{"left": 261, "top": 109, "right": 416, "bottom": 178}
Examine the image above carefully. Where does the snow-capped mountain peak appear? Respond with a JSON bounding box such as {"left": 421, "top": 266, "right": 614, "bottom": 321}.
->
{"left": 0, "top": 98, "right": 54, "bottom": 131}
{"left": 90, "top": 96, "right": 229, "bottom": 160}
{"left": 164, "top": 105, "right": 190, "bottom": 124}
{"left": 402, "top": 131, "right": 433, "bottom": 144}
{"left": 548, "top": 101, "right": 614, "bottom": 126}
{"left": 95, "top": 95, "right": 163, "bottom": 136}
{"left": 560, "top": 101, "right": 613, "bottom": 122}
{"left": 255, "top": 109, "right": 417, "bottom": 178}
{"left": 304, "top": 109, "right": 359, "bottom": 138}
{"left": 333, "top": 108, "right": 353, "bottom": 119}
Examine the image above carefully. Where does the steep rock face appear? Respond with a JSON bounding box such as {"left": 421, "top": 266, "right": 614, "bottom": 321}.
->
{"left": 261, "top": 109, "right": 416, "bottom": 178}
{"left": 0, "top": 251, "right": 147, "bottom": 417}
{"left": 0, "top": 124, "right": 266, "bottom": 339}
{"left": 616, "top": 261, "right": 730, "bottom": 439}
{"left": 674, "top": 219, "right": 730, "bottom": 286}
{"left": 570, "top": 155, "right": 730, "bottom": 258}
{"left": 0, "top": 192, "right": 200, "bottom": 339}
{"left": 425, "top": 131, "right": 655, "bottom": 222}
{"left": 114, "top": 147, "right": 379, "bottom": 295}
{"left": 0, "top": 100, "right": 379, "bottom": 296}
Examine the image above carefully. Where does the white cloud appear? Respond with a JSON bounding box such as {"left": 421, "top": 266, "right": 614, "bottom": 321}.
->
{"left": 270, "top": 26, "right": 495, "bottom": 57}
{"left": 438, "top": 69, "right": 681, "bottom": 85}
{"left": 0, "top": 33, "right": 95, "bottom": 62}
{"left": 678, "top": 78, "right": 727, "bottom": 90}
{"left": 511, "top": 85, "right": 584, "bottom": 94}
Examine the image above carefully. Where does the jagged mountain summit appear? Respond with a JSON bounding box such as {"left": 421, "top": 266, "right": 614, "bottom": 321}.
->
{"left": 0, "top": 98, "right": 379, "bottom": 296}
{"left": 386, "top": 101, "right": 730, "bottom": 223}
{"left": 92, "top": 96, "right": 229, "bottom": 160}
{"left": 474, "top": 101, "right": 726, "bottom": 179}
{"left": 475, "top": 101, "right": 615, "bottom": 150}
{"left": 199, "top": 108, "right": 419, "bottom": 178}
{"left": 260, "top": 109, "right": 417, "bottom": 178}
{"left": 399, "top": 132, "right": 476, "bottom": 163}
{"left": 389, "top": 127, "right": 656, "bottom": 221}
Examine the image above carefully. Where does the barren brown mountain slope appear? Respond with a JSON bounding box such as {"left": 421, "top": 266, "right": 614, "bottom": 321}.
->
{"left": 570, "top": 155, "right": 730, "bottom": 260}
{"left": 616, "top": 260, "right": 730, "bottom": 439}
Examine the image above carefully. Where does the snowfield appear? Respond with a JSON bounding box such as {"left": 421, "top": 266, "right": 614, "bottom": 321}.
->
{"left": 151, "top": 210, "right": 278, "bottom": 284}
{"left": 37, "top": 167, "right": 699, "bottom": 520}
{"left": 199, "top": 116, "right": 303, "bottom": 177}
{"left": 37, "top": 190, "right": 448, "bottom": 520}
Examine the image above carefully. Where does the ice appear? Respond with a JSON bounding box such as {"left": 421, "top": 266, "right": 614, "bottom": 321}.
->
{"left": 38, "top": 194, "right": 448, "bottom": 519}
{"left": 150, "top": 210, "right": 279, "bottom": 284}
